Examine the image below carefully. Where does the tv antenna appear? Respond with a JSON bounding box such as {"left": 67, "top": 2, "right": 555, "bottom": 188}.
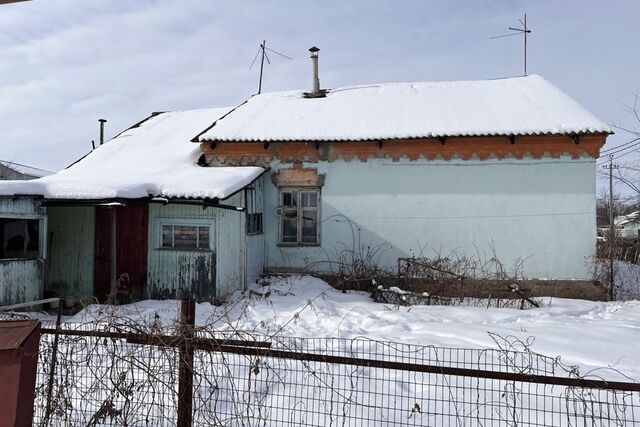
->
{"left": 490, "top": 13, "right": 532, "bottom": 76}
{"left": 250, "top": 40, "right": 292, "bottom": 94}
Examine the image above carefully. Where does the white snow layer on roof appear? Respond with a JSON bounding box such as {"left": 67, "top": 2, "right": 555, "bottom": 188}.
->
{"left": 197, "top": 74, "right": 611, "bottom": 142}
{"left": 0, "top": 108, "right": 264, "bottom": 200}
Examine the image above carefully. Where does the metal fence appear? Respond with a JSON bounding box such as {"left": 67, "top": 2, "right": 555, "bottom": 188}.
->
{"left": 23, "top": 301, "right": 640, "bottom": 426}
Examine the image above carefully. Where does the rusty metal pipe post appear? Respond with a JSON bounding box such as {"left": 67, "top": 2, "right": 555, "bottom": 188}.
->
{"left": 177, "top": 298, "right": 195, "bottom": 427}
{"left": 42, "top": 297, "right": 63, "bottom": 425}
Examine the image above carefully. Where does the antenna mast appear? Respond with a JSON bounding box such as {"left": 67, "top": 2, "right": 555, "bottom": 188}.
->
{"left": 258, "top": 40, "right": 266, "bottom": 94}
{"left": 249, "top": 40, "right": 292, "bottom": 94}
{"left": 490, "top": 13, "right": 533, "bottom": 76}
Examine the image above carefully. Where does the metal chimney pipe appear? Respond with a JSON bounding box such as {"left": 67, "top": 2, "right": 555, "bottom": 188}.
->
{"left": 99, "top": 119, "right": 107, "bottom": 145}
{"left": 309, "top": 46, "right": 320, "bottom": 95}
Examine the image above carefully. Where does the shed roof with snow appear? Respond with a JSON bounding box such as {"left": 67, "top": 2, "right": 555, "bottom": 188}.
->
{"left": 0, "top": 107, "right": 264, "bottom": 201}
{"left": 194, "top": 74, "right": 611, "bottom": 143}
{"left": 0, "top": 160, "right": 53, "bottom": 179}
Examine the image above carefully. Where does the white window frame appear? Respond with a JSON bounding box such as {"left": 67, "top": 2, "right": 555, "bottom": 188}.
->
{"left": 277, "top": 188, "right": 321, "bottom": 246}
{"left": 156, "top": 218, "right": 214, "bottom": 252}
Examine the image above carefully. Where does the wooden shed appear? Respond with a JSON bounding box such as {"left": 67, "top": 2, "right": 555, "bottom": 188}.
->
{"left": 0, "top": 108, "right": 266, "bottom": 305}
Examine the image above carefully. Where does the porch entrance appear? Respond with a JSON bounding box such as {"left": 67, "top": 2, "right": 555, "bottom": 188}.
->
{"left": 94, "top": 204, "right": 148, "bottom": 302}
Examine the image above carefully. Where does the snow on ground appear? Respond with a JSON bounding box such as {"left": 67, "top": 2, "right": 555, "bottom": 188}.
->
{"left": 63, "top": 275, "right": 640, "bottom": 381}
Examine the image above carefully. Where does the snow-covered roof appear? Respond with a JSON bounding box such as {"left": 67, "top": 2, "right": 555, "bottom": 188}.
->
{"left": 195, "top": 74, "right": 611, "bottom": 143}
{"left": 0, "top": 108, "right": 264, "bottom": 201}
{"left": 615, "top": 211, "right": 640, "bottom": 227}
{"left": 0, "top": 160, "right": 53, "bottom": 178}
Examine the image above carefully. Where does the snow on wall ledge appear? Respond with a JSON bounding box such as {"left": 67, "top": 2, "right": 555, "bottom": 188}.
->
{"left": 0, "top": 108, "right": 264, "bottom": 200}
{"left": 197, "top": 74, "right": 612, "bottom": 142}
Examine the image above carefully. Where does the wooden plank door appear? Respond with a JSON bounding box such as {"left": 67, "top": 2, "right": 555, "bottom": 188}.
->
{"left": 94, "top": 208, "right": 113, "bottom": 302}
{"left": 94, "top": 205, "right": 149, "bottom": 302}
{"left": 115, "top": 204, "right": 148, "bottom": 300}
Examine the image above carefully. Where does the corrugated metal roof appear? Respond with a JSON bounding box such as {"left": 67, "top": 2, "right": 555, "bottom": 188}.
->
{"left": 196, "top": 74, "right": 612, "bottom": 143}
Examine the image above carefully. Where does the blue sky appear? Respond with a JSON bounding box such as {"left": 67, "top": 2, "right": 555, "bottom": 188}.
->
{"left": 1, "top": 0, "right": 639, "bottom": 188}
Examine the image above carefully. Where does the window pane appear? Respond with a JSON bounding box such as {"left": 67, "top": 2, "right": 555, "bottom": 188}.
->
{"left": 282, "top": 218, "right": 297, "bottom": 243}
{"left": 302, "top": 209, "right": 318, "bottom": 243}
{"left": 198, "top": 226, "right": 210, "bottom": 249}
{"left": 301, "top": 191, "right": 318, "bottom": 207}
{"left": 0, "top": 218, "right": 39, "bottom": 259}
{"left": 161, "top": 225, "right": 173, "bottom": 248}
{"left": 25, "top": 220, "right": 39, "bottom": 258}
{"left": 174, "top": 225, "right": 198, "bottom": 249}
{"left": 282, "top": 191, "right": 297, "bottom": 207}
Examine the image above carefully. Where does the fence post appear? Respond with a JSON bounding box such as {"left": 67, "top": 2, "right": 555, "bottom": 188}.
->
{"left": 177, "top": 297, "right": 195, "bottom": 427}
{"left": 42, "top": 297, "right": 63, "bottom": 426}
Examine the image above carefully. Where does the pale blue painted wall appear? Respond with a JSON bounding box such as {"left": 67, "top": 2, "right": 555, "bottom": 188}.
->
{"left": 263, "top": 157, "right": 597, "bottom": 280}
{"left": 0, "top": 197, "right": 44, "bottom": 305}
{"left": 147, "top": 194, "right": 245, "bottom": 302}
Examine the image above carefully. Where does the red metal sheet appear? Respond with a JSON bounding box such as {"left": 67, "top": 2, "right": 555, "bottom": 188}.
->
{"left": 0, "top": 320, "right": 39, "bottom": 351}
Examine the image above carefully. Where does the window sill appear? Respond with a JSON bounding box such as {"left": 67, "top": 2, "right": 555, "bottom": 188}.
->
{"left": 277, "top": 243, "right": 322, "bottom": 248}
{"left": 155, "top": 248, "right": 213, "bottom": 253}
{"left": 0, "top": 257, "right": 40, "bottom": 263}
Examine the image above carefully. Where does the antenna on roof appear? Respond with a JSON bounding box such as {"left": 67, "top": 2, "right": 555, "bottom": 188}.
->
{"left": 249, "top": 40, "right": 292, "bottom": 95}
{"left": 490, "top": 13, "right": 532, "bottom": 76}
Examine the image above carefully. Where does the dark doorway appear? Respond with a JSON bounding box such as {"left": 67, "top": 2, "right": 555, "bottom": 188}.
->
{"left": 94, "top": 204, "right": 149, "bottom": 302}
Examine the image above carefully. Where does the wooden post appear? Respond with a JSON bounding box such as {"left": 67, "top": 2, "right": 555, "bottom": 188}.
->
{"left": 177, "top": 298, "right": 195, "bottom": 427}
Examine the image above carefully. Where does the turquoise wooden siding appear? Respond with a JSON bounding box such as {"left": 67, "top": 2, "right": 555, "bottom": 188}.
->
{"left": 0, "top": 197, "right": 44, "bottom": 305}
{"left": 0, "top": 259, "right": 41, "bottom": 305}
{"left": 147, "top": 203, "right": 219, "bottom": 302}
{"left": 245, "top": 175, "right": 265, "bottom": 288}
{"left": 147, "top": 195, "right": 246, "bottom": 302}
{"left": 44, "top": 207, "right": 95, "bottom": 297}
{"left": 0, "top": 197, "right": 41, "bottom": 216}
{"left": 217, "top": 193, "right": 244, "bottom": 298}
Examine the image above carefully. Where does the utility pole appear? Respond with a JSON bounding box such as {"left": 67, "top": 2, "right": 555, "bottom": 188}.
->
{"left": 606, "top": 154, "right": 619, "bottom": 300}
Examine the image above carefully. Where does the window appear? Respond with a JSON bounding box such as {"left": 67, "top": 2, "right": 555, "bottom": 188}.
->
{"left": 246, "top": 183, "right": 263, "bottom": 235}
{"left": 159, "top": 221, "right": 211, "bottom": 251}
{"left": 278, "top": 188, "right": 320, "bottom": 245}
{"left": 0, "top": 218, "right": 40, "bottom": 260}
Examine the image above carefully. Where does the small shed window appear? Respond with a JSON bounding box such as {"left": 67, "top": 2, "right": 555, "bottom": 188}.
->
{"left": 158, "top": 221, "right": 211, "bottom": 251}
{"left": 278, "top": 188, "right": 320, "bottom": 245}
{"left": 0, "top": 218, "right": 40, "bottom": 260}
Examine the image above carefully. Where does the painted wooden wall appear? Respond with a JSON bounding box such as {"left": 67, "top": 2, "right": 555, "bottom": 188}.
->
{"left": 0, "top": 260, "right": 41, "bottom": 305}
{"left": 44, "top": 207, "right": 95, "bottom": 297}
{"left": 147, "top": 195, "right": 246, "bottom": 302}
{"left": 245, "top": 175, "right": 265, "bottom": 288}
{"left": 216, "top": 193, "right": 244, "bottom": 299}
{"left": 0, "top": 197, "right": 44, "bottom": 305}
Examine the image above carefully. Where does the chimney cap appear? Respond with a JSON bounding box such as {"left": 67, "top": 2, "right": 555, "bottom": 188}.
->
{"left": 98, "top": 118, "right": 107, "bottom": 123}
{"left": 309, "top": 46, "right": 320, "bottom": 53}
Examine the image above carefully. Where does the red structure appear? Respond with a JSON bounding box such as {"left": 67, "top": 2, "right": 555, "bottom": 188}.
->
{"left": 0, "top": 320, "right": 41, "bottom": 427}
